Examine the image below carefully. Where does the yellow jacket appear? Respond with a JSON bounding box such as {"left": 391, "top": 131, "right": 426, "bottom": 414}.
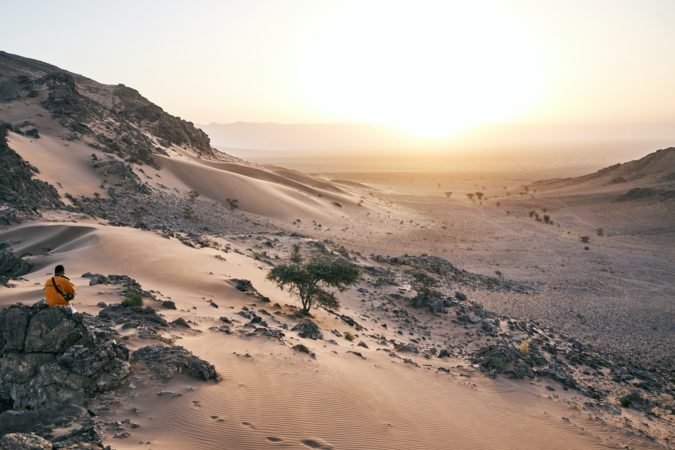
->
{"left": 44, "top": 275, "right": 76, "bottom": 306}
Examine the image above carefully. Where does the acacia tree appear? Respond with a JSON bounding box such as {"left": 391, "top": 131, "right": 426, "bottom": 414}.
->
{"left": 267, "top": 257, "right": 359, "bottom": 315}
{"left": 408, "top": 269, "right": 439, "bottom": 300}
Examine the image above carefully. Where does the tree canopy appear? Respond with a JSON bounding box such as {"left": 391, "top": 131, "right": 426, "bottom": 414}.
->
{"left": 267, "top": 257, "right": 360, "bottom": 314}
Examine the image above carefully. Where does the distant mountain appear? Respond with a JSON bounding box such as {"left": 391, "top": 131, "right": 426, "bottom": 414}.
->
{"left": 201, "top": 122, "right": 415, "bottom": 152}
{"left": 202, "top": 121, "right": 675, "bottom": 172}
{"left": 532, "top": 147, "right": 675, "bottom": 201}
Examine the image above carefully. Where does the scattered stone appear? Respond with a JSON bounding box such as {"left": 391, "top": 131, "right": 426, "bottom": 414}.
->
{"left": 131, "top": 344, "right": 219, "bottom": 381}
{"left": 233, "top": 279, "right": 254, "bottom": 292}
{"left": 395, "top": 342, "right": 419, "bottom": 353}
{"left": 171, "top": 317, "right": 191, "bottom": 328}
{"left": 0, "top": 244, "right": 33, "bottom": 286}
{"left": 619, "top": 391, "right": 653, "bottom": 413}
{"left": 156, "top": 391, "right": 182, "bottom": 398}
{"left": 472, "top": 344, "right": 534, "bottom": 379}
{"left": 161, "top": 300, "right": 177, "bottom": 309}
{"left": 292, "top": 344, "right": 315, "bottom": 358}
{"left": 292, "top": 320, "right": 323, "bottom": 340}
{"left": 246, "top": 327, "right": 284, "bottom": 340}
{"left": 0, "top": 433, "right": 53, "bottom": 449}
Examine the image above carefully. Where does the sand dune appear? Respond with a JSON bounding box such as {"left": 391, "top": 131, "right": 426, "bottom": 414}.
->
{"left": 0, "top": 222, "right": 635, "bottom": 450}
{"left": 8, "top": 133, "right": 105, "bottom": 198}
{"left": 156, "top": 155, "right": 355, "bottom": 219}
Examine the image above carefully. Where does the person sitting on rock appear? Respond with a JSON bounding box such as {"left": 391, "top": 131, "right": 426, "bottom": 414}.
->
{"left": 44, "top": 264, "right": 76, "bottom": 308}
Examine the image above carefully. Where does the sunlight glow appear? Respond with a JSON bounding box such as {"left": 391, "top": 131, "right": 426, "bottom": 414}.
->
{"left": 300, "top": 1, "right": 545, "bottom": 138}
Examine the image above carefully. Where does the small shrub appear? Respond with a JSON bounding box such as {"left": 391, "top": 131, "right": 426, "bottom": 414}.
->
{"left": 122, "top": 294, "right": 143, "bottom": 307}
{"left": 596, "top": 227, "right": 604, "bottom": 236}
{"left": 518, "top": 340, "right": 530, "bottom": 357}
{"left": 290, "top": 244, "right": 302, "bottom": 263}
{"left": 344, "top": 331, "right": 355, "bottom": 341}
{"left": 580, "top": 236, "right": 590, "bottom": 244}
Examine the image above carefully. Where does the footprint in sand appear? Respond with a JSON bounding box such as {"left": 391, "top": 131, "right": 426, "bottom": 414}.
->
{"left": 266, "top": 437, "right": 283, "bottom": 443}
{"left": 301, "top": 438, "right": 333, "bottom": 449}
{"left": 241, "top": 421, "right": 256, "bottom": 429}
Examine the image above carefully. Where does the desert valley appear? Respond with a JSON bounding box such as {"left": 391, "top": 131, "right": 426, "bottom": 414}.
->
{"left": 0, "top": 49, "right": 673, "bottom": 450}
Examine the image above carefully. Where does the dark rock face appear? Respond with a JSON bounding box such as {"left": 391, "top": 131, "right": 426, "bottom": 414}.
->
{"left": 472, "top": 344, "right": 534, "bottom": 379}
{"left": 112, "top": 84, "right": 214, "bottom": 158}
{"left": 0, "top": 124, "right": 61, "bottom": 213}
{"left": 292, "top": 344, "right": 315, "bottom": 358}
{"left": 82, "top": 273, "right": 153, "bottom": 300}
{"left": 99, "top": 304, "right": 167, "bottom": 327}
{"left": 412, "top": 295, "right": 446, "bottom": 314}
{"left": 233, "top": 279, "right": 254, "bottom": 292}
{"left": 40, "top": 72, "right": 96, "bottom": 123}
{"left": 536, "top": 362, "right": 578, "bottom": 390}
{"left": 131, "top": 344, "right": 219, "bottom": 382}
{"left": 0, "top": 243, "right": 33, "bottom": 286}
{"left": 0, "top": 432, "right": 53, "bottom": 449}
{"left": 0, "top": 303, "right": 130, "bottom": 434}
{"left": 292, "top": 320, "right": 323, "bottom": 340}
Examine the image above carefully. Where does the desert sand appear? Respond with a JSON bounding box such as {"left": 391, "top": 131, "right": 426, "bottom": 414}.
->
{"left": 1, "top": 51, "right": 673, "bottom": 449}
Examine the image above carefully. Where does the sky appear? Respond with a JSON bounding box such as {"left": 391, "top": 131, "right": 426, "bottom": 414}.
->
{"left": 2, "top": 0, "right": 675, "bottom": 139}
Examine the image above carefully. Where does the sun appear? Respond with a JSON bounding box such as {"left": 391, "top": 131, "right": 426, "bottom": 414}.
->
{"left": 300, "top": 1, "right": 544, "bottom": 138}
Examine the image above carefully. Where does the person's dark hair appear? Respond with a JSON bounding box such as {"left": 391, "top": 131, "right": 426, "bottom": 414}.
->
{"left": 54, "top": 265, "right": 65, "bottom": 276}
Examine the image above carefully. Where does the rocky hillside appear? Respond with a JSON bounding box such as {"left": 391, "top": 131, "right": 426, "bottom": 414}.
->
{"left": 532, "top": 147, "right": 675, "bottom": 200}
{"left": 0, "top": 124, "right": 60, "bottom": 220}
{"left": 0, "top": 50, "right": 215, "bottom": 165}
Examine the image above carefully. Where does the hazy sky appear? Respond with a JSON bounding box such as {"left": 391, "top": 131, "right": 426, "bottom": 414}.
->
{"left": 2, "top": 0, "right": 675, "bottom": 137}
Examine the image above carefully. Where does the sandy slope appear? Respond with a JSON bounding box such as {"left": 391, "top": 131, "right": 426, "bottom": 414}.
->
{"left": 0, "top": 222, "right": 663, "bottom": 449}
{"left": 155, "top": 155, "right": 354, "bottom": 220}
{"left": 8, "top": 133, "right": 105, "bottom": 198}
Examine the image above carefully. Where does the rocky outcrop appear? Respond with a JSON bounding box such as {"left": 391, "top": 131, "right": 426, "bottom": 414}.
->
{"left": 0, "top": 433, "right": 52, "bottom": 449}
{"left": 113, "top": 85, "right": 214, "bottom": 158}
{"left": 0, "top": 243, "right": 32, "bottom": 286}
{"left": 131, "top": 344, "right": 219, "bottom": 381}
{"left": 0, "top": 301, "right": 220, "bottom": 444}
{"left": 374, "top": 254, "right": 533, "bottom": 293}
{"left": 0, "top": 303, "right": 130, "bottom": 434}
{"left": 0, "top": 124, "right": 61, "bottom": 213}
{"left": 292, "top": 320, "right": 323, "bottom": 340}
{"left": 471, "top": 344, "right": 534, "bottom": 379}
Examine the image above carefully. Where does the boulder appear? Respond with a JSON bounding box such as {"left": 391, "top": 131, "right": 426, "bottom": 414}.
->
{"left": 131, "top": 344, "right": 219, "bottom": 382}
{"left": 291, "top": 320, "right": 323, "bottom": 340}
{"left": 536, "top": 362, "right": 578, "bottom": 390}
{"left": 0, "top": 303, "right": 130, "bottom": 435}
{"left": 98, "top": 304, "right": 168, "bottom": 328}
{"left": 472, "top": 344, "right": 534, "bottom": 379}
{"left": 0, "top": 433, "right": 52, "bottom": 449}
{"left": 24, "top": 307, "right": 88, "bottom": 353}
{"left": 0, "top": 243, "right": 33, "bottom": 286}
{"left": 233, "top": 278, "right": 253, "bottom": 292}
